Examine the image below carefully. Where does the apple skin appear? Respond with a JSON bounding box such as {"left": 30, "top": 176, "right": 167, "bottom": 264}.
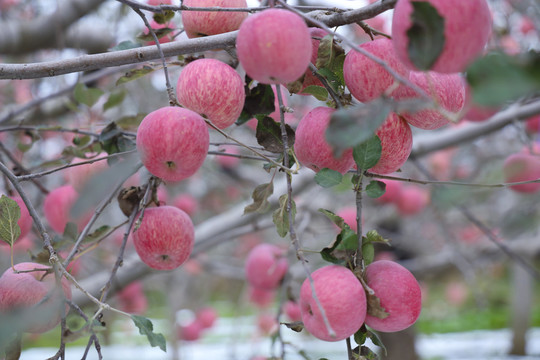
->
{"left": 43, "top": 185, "right": 90, "bottom": 233}
{"left": 503, "top": 152, "right": 540, "bottom": 193}
{"left": 343, "top": 38, "right": 409, "bottom": 103}
{"left": 0, "top": 262, "right": 72, "bottom": 333}
{"left": 248, "top": 286, "right": 275, "bottom": 308}
{"left": 132, "top": 206, "right": 194, "bottom": 270}
{"left": 525, "top": 115, "right": 540, "bottom": 135}
{"left": 173, "top": 194, "right": 199, "bottom": 217}
{"left": 299, "top": 265, "right": 366, "bottom": 342}
{"left": 294, "top": 107, "right": 355, "bottom": 174}
{"left": 393, "top": 71, "right": 465, "bottom": 130}
{"left": 176, "top": 58, "right": 245, "bottom": 129}
{"left": 392, "top": 0, "right": 492, "bottom": 73}
{"left": 283, "top": 300, "right": 302, "bottom": 322}
{"left": 136, "top": 106, "right": 209, "bottom": 183}
{"left": 375, "top": 179, "right": 403, "bottom": 204}
{"left": 336, "top": 206, "right": 359, "bottom": 232}
{"left": 364, "top": 260, "right": 421, "bottom": 333}
{"left": 143, "top": 20, "right": 175, "bottom": 45}
{"left": 11, "top": 196, "right": 32, "bottom": 239}
{"left": 244, "top": 243, "right": 288, "bottom": 290}
{"left": 117, "top": 281, "right": 148, "bottom": 315}
{"left": 196, "top": 307, "right": 218, "bottom": 329}
{"left": 298, "top": 28, "right": 328, "bottom": 94}
{"left": 236, "top": 8, "right": 312, "bottom": 84}
{"left": 257, "top": 313, "right": 278, "bottom": 335}
{"left": 367, "top": 113, "right": 413, "bottom": 175}
{"left": 178, "top": 320, "right": 202, "bottom": 341}
{"left": 64, "top": 155, "right": 108, "bottom": 191}
{"left": 182, "top": 0, "right": 248, "bottom": 38}
{"left": 395, "top": 186, "right": 430, "bottom": 216}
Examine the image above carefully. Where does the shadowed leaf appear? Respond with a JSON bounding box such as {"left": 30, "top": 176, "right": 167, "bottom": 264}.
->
{"left": 244, "top": 182, "right": 274, "bottom": 214}
{"left": 314, "top": 168, "right": 343, "bottom": 188}
{"left": 273, "top": 194, "right": 296, "bottom": 238}
{"left": 256, "top": 117, "right": 295, "bottom": 154}
{"left": 73, "top": 83, "right": 104, "bottom": 108}
{"left": 0, "top": 195, "right": 21, "bottom": 246}
{"left": 131, "top": 315, "right": 166, "bottom": 352}
{"left": 366, "top": 180, "right": 386, "bottom": 198}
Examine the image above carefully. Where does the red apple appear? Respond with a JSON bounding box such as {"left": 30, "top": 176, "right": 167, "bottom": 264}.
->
{"left": 392, "top": 0, "right": 492, "bottom": 73}
{"left": 395, "top": 186, "right": 430, "bottom": 216}
{"left": 236, "top": 8, "right": 312, "bottom": 84}
{"left": 43, "top": 185, "right": 91, "bottom": 233}
{"left": 336, "top": 206, "right": 359, "bottom": 232}
{"left": 64, "top": 156, "right": 108, "bottom": 191}
{"left": 136, "top": 107, "right": 209, "bottom": 182}
{"left": 178, "top": 320, "right": 202, "bottom": 341}
{"left": 132, "top": 206, "right": 194, "bottom": 270}
{"left": 294, "top": 107, "right": 355, "bottom": 174}
{"left": 299, "top": 265, "right": 366, "bottom": 342}
{"left": 117, "top": 281, "right": 148, "bottom": 315}
{"left": 364, "top": 260, "right": 421, "bottom": 333}
{"left": 143, "top": 20, "right": 175, "bottom": 45}
{"left": 244, "top": 243, "right": 288, "bottom": 290}
{"left": 298, "top": 27, "right": 328, "bottom": 94}
{"left": 503, "top": 152, "right": 540, "bottom": 193}
{"left": 173, "top": 193, "right": 199, "bottom": 216}
{"left": 215, "top": 145, "right": 241, "bottom": 169}
{"left": 343, "top": 38, "right": 409, "bottom": 103}
{"left": 283, "top": 300, "right": 302, "bottom": 322}
{"left": 525, "top": 115, "right": 540, "bottom": 135}
{"left": 10, "top": 196, "right": 32, "bottom": 239}
{"left": 0, "top": 262, "right": 72, "bottom": 333}
{"left": 176, "top": 58, "right": 245, "bottom": 129}
{"left": 375, "top": 179, "right": 403, "bottom": 204}
{"left": 196, "top": 307, "right": 218, "bottom": 329}
{"left": 257, "top": 313, "right": 278, "bottom": 335}
{"left": 181, "top": 0, "right": 248, "bottom": 38}
{"left": 248, "top": 286, "right": 275, "bottom": 308}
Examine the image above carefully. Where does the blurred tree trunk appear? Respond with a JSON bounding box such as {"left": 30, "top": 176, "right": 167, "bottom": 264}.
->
{"left": 378, "top": 326, "right": 418, "bottom": 360}
{"left": 509, "top": 259, "right": 533, "bottom": 355}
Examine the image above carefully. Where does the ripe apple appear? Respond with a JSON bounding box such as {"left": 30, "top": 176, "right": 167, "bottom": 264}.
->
{"left": 236, "top": 8, "right": 312, "bottom": 84}
{"left": 11, "top": 196, "right": 32, "bottom": 239}
{"left": 299, "top": 265, "right": 366, "bottom": 342}
{"left": 173, "top": 193, "right": 199, "bottom": 216}
{"left": 178, "top": 320, "right": 202, "bottom": 341}
{"left": 248, "top": 286, "right": 275, "bottom": 308}
{"left": 132, "top": 206, "right": 194, "bottom": 270}
{"left": 395, "top": 186, "right": 430, "bottom": 216}
{"left": 43, "top": 185, "right": 91, "bottom": 233}
{"left": 244, "top": 243, "right": 288, "bottom": 290}
{"left": 336, "top": 206, "right": 360, "bottom": 232}
{"left": 196, "top": 307, "right": 218, "bottom": 329}
{"left": 117, "top": 281, "right": 148, "bottom": 315}
{"left": 375, "top": 179, "right": 403, "bottom": 204}
{"left": 392, "top": 0, "right": 492, "bottom": 73}
{"left": 182, "top": 0, "right": 248, "bottom": 38}
{"left": 0, "top": 262, "right": 72, "bottom": 333}
{"left": 364, "top": 260, "right": 421, "bottom": 333}
{"left": 283, "top": 300, "right": 302, "bottom": 322}
{"left": 64, "top": 155, "right": 108, "bottom": 191}
{"left": 148, "top": 0, "right": 172, "bottom": 5}
{"left": 136, "top": 106, "right": 209, "bottom": 182}
{"left": 366, "top": 113, "right": 413, "bottom": 175}
{"left": 294, "top": 107, "right": 355, "bottom": 174}
{"left": 215, "top": 145, "right": 241, "bottom": 169}
{"left": 257, "top": 313, "right": 278, "bottom": 335}
{"left": 343, "top": 38, "right": 409, "bottom": 103}
{"left": 503, "top": 152, "right": 540, "bottom": 193}
{"left": 525, "top": 115, "right": 540, "bottom": 135}
{"left": 298, "top": 27, "right": 328, "bottom": 94}
{"left": 176, "top": 58, "right": 245, "bottom": 129}
{"left": 393, "top": 71, "right": 465, "bottom": 130}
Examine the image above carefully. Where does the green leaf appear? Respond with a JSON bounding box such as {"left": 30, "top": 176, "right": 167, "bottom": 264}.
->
{"left": 360, "top": 345, "right": 379, "bottom": 360}
{"left": 244, "top": 182, "right": 274, "bottom": 214}
{"left": 72, "top": 135, "right": 92, "bottom": 148}
{"left": 0, "top": 195, "right": 21, "bottom": 246}
{"left": 109, "top": 40, "right": 141, "bottom": 51}
{"left": 153, "top": 10, "right": 175, "bottom": 24}
{"left": 255, "top": 117, "right": 295, "bottom": 154}
{"left": 316, "top": 67, "right": 342, "bottom": 93}
{"left": 316, "top": 35, "right": 335, "bottom": 69}
{"left": 335, "top": 228, "right": 358, "bottom": 251}
{"left": 353, "top": 135, "right": 382, "bottom": 170}
{"left": 73, "top": 83, "right": 104, "bottom": 108}
{"left": 98, "top": 122, "right": 136, "bottom": 161}
{"left": 318, "top": 208, "right": 346, "bottom": 229}
{"left": 63, "top": 222, "right": 78, "bottom": 243}
{"left": 354, "top": 327, "right": 368, "bottom": 345}
{"left": 301, "top": 85, "right": 328, "bottom": 101}
{"left": 367, "top": 329, "right": 387, "bottom": 356}
{"left": 328, "top": 53, "right": 346, "bottom": 86}
{"left": 406, "top": 1, "right": 446, "bottom": 70}
{"left": 314, "top": 168, "right": 343, "bottom": 188}
{"left": 466, "top": 51, "right": 540, "bottom": 106}
{"left": 136, "top": 27, "right": 173, "bottom": 42}
{"left": 273, "top": 194, "right": 296, "bottom": 238}
{"left": 103, "top": 91, "right": 127, "bottom": 112}
{"left": 361, "top": 241, "right": 375, "bottom": 265}
{"left": 326, "top": 99, "right": 391, "bottom": 157}
{"left": 365, "top": 230, "right": 390, "bottom": 245}
{"left": 115, "top": 113, "right": 146, "bottom": 130}
{"left": 365, "top": 180, "right": 386, "bottom": 199}
{"left": 238, "top": 80, "right": 275, "bottom": 125}
{"left": 116, "top": 66, "right": 155, "bottom": 86}
{"left": 131, "top": 315, "right": 166, "bottom": 352}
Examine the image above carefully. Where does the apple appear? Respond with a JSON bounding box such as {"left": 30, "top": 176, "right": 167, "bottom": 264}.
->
{"left": 395, "top": 186, "right": 430, "bottom": 216}
{"left": 117, "top": 281, "right": 148, "bottom": 315}
{"left": 244, "top": 243, "right": 288, "bottom": 290}
{"left": 525, "top": 115, "right": 540, "bottom": 135}
{"left": 136, "top": 106, "right": 209, "bottom": 182}
{"left": 173, "top": 193, "right": 199, "bottom": 216}
{"left": 196, "top": 307, "right": 218, "bottom": 329}
{"left": 299, "top": 265, "right": 366, "bottom": 342}
{"left": 393, "top": 71, "right": 465, "bottom": 130}
{"left": 336, "top": 206, "right": 359, "bottom": 232}
{"left": 343, "top": 38, "right": 409, "bottom": 103}
{"left": 178, "top": 320, "right": 202, "bottom": 341}
{"left": 10, "top": 196, "right": 32, "bottom": 239}
{"left": 64, "top": 155, "right": 108, "bottom": 191}
{"left": 236, "top": 8, "right": 312, "bottom": 84}
{"left": 294, "top": 107, "right": 355, "bottom": 174}
{"left": 215, "top": 144, "right": 241, "bottom": 169}
{"left": 392, "top": 0, "right": 492, "bottom": 73}
{"left": 364, "top": 260, "right": 421, "bottom": 333}
{"left": 375, "top": 179, "right": 403, "bottom": 204}
{"left": 148, "top": 0, "right": 172, "bottom": 5}
{"left": 176, "top": 58, "right": 245, "bottom": 129}
{"left": 248, "top": 286, "right": 275, "bottom": 308}
{"left": 257, "top": 313, "right": 278, "bottom": 335}
{"left": 283, "top": 300, "right": 302, "bottom": 322}
{"left": 132, "top": 206, "right": 194, "bottom": 270}
{"left": 143, "top": 20, "right": 175, "bottom": 45}
{"left": 366, "top": 113, "right": 413, "bottom": 175}
{"left": 0, "top": 262, "right": 72, "bottom": 333}
{"left": 181, "top": 0, "right": 248, "bottom": 38}
{"left": 502, "top": 152, "right": 540, "bottom": 193}
{"left": 43, "top": 185, "right": 91, "bottom": 233}
{"left": 298, "top": 27, "right": 328, "bottom": 94}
